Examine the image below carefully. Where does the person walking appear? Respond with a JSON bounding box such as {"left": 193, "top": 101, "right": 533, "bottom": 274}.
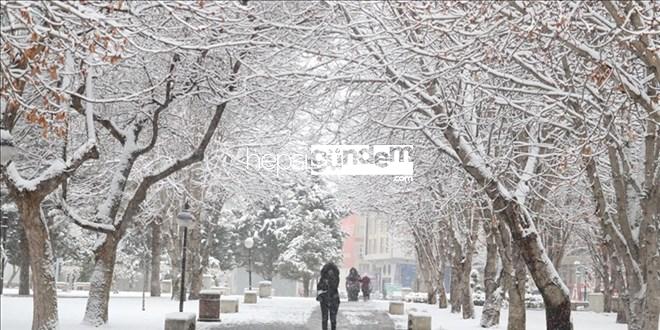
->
{"left": 346, "top": 267, "right": 361, "bottom": 301}
{"left": 361, "top": 274, "right": 371, "bottom": 301}
{"left": 317, "top": 262, "right": 340, "bottom": 330}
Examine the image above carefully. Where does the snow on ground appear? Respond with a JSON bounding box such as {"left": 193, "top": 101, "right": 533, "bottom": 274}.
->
{"left": 1, "top": 291, "right": 629, "bottom": 330}
{"left": 0, "top": 291, "right": 316, "bottom": 330}
{"left": 383, "top": 301, "right": 628, "bottom": 330}
{"left": 202, "top": 296, "right": 316, "bottom": 328}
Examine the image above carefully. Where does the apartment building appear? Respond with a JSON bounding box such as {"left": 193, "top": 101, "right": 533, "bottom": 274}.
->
{"left": 339, "top": 211, "right": 416, "bottom": 297}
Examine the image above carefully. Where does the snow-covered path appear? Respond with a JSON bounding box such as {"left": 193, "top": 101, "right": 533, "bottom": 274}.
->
{"left": 306, "top": 300, "right": 396, "bottom": 330}
{"left": 1, "top": 291, "right": 632, "bottom": 330}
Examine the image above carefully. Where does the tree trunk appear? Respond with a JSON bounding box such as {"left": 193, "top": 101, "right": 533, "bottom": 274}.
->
{"left": 439, "top": 125, "right": 573, "bottom": 329}
{"left": 508, "top": 250, "right": 527, "bottom": 330}
{"left": 427, "top": 288, "right": 437, "bottom": 305}
{"left": 303, "top": 275, "right": 311, "bottom": 297}
{"left": 641, "top": 270, "right": 660, "bottom": 330}
{"left": 83, "top": 235, "right": 119, "bottom": 326}
{"left": 480, "top": 219, "right": 501, "bottom": 327}
{"left": 171, "top": 273, "right": 181, "bottom": 301}
{"left": 188, "top": 269, "right": 203, "bottom": 300}
{"left": 460, "top": 208, "right": 479, "bottom": 320}
{"left": 19, "top": 260, "right": 30, "bottom": 295}
{"left": 602, "top": 274, "right": 612, "bottom": 313}
{"left": 18, "top": 196, "right": 58, "bottom": 330}
{"left": 436, "top": 269, "right": 448, "bottom": 308}
{"left": 461, "top": 258, "right": 474, "bottom": 319}
{"left": 610, "top": 254, "right": 627, "bottom": 324}
{"left": 150, "top": 220, "right": 161, "bottom": 297}
{"left": 414, "top": 243, "right": 436, "bottom": 305}
{"left": 187, "top": 222, "right": 204, "bottom": 300}
{"left": 0, "top": 217, "right": 9, "bottom": 295}
{"left": 164, "top": 220, "right": 181, "bottom": 300}
{"left": 18, "top": 229, "right": 30, "bottom": 295}
{"left": 450, "top": 250, "right": 463, "bottom": 314}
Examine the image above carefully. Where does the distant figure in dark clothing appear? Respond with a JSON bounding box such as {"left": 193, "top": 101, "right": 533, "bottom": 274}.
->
{"left": 317, "top": 262, "right": 340, "bottom": 330}
{"left": 361, "top": 275, "right": 371, "bottom": 301}
{"left": 345, "top": 267, "right": 361, "bottom": 301}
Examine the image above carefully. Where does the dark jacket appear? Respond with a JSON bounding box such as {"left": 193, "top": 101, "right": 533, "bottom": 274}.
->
{"left": 318, "top": 263, "right": 340, "bottom": 306}
{"left": 361, "top": 276, "right": 371, "bottom": 292}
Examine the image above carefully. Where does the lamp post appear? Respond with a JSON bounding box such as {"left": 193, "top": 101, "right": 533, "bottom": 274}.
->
{"left": 574, "top": 261, "right": 589, "bottom": 301}
{"left": 177, "top": 202, "right": 194, "bottom": 312}
{"left": 244, "top": 237, "right": 254, "bottom": 290}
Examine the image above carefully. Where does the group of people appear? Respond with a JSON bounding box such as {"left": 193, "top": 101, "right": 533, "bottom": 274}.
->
{"left": 316, "top": 263, "right": 373, "bottom": 330}
{"left": 345, "top": 267, "right": 372, "bottom": 301}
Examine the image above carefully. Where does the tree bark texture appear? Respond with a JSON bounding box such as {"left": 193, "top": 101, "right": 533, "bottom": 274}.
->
{"left": 150, "top": 219, "right": 161, "bottom": 297}
{"left": 17, "top": 195, "right": 58, "bottom": 330}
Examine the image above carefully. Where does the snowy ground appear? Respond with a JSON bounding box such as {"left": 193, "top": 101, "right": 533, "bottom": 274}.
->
{"left": 384, "top": 301, "right": 628, "bottom": 330}
{"left": 1, "top": 290, "right": 629, "bottom": 330}
{"left": 1, "top": 289, "right": 316, "bottom": 330}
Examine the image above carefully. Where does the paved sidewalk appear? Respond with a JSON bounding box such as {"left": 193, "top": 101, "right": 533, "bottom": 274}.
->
{"left": 205, "top": 321, "right": 307, "bottom": 330}
{"left": 199, "top": 299, "right": 396, "bottom": 330}
{"left": 306, "top": 300, "right": 395, "bottom": 330}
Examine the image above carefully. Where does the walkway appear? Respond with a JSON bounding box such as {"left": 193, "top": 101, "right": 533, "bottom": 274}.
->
{"left": 306, "top": 300, "right": 396, "bottom": 330}
{"left": 203, "top": 300, "right": 396, "bottom": 330}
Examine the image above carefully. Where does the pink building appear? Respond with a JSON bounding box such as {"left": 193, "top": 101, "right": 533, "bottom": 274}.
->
{"left": 340, "top": 213, "right": 360, "bottom": 269}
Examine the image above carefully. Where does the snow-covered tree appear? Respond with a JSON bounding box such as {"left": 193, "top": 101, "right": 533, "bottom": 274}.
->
{"left": 277, "top": 179, "right": 344, "bottom": 296}
{"left": 233, "top": 196, "right": 289, "bottom": 281}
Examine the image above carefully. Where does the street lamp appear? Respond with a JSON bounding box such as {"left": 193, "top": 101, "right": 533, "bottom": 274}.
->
{"left": 244, "top": 237, "right": 254, "bottom": 290}
{"left": 177, "top": 202, "right": 195, "bottom": 312}
{"left": 1, "top": 129, "right": 18, "bottom": 166}
{"left": 573, "top": 261, "right": 589, "bottom": 301}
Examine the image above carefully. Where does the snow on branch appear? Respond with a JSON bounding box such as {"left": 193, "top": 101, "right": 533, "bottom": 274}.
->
{"left": 114, "top": 56, "right": 245, "bottom": 232}
{"left": 513, "top": 144, "right": 540, "bottom": 204}
{"left": 55, "top": 197, "right": 117, "bottom": 234}
{"left": 2, "top": 57, "right": 99, "bottom": 195}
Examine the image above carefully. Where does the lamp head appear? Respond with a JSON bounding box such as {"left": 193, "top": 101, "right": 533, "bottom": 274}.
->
{"left": 176, "top": 202, "right": 195, "bottom": 228}
{"left": 244, "top": 237, "right": 254, "bottom": 249}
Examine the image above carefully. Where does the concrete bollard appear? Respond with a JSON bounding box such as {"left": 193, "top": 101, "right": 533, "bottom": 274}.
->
{"left": 588, "top": 293, "right": 604, "bottom": 313}
{"left": 198, "top": 290, "right": 221, "bottom": 322}
{"left": 220, "top": 297, "right": 239, "bottom": 313}
{"left": 164, "top": 312, "right": 196, "bottom": 330}
{"left": 259, "top": 281, "right": 272, "bottom": 298}
{"left": 244, "top": 290, "right": 258, "bottom": 304}
{"left": 389, "top": 301, "right": 405, "bottom": 315}
{"left": 407, "top": 311, "right": 431, "bottom": 330}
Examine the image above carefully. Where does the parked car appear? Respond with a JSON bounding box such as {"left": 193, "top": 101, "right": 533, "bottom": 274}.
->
{"left": 473, "top": 291, "right": 486, "bottom": 306}
{"left": 405, "top": 292, "right": 428, "bottom": 303}
{"left": 525, "top": 294, "right": 544, "bottom": 309}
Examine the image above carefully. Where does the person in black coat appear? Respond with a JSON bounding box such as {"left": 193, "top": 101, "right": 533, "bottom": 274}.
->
{"left": 317, "top": 262, "right": 340, "bottom": 330}
{"left": 361, "top": 274, "right": 371, "bottom": 301}
{"left": 345, "top": 267, "right": 361, "bottom": 301}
